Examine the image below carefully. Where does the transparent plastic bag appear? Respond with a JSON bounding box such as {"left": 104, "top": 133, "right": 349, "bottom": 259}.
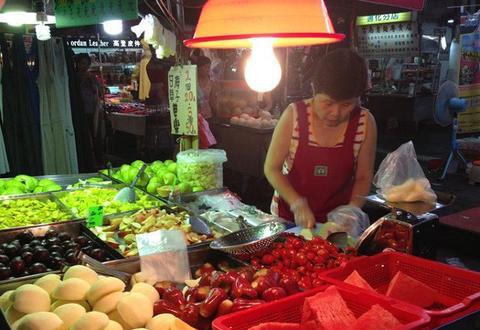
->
{"left": 176, "top": 149, "right": 227, "bottom": 190}
{"left": 374, "top": 141, "right": 437, "bottom": 204}
{"left": 326, "top": 205, "right": 370, "bottom": 238}
{"left": 136, "top": 230, "right": 191, "bottom": 283}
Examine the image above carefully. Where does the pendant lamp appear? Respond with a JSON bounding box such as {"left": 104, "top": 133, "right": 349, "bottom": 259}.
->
{"left": 184, "top": 0, "right": 344, "bottom": 92}
{"left": 0, "top": 0, "right": 55, "bottom": 26}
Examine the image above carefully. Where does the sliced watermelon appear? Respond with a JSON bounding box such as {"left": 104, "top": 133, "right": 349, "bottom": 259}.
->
{"left": 351, "top": 304, "right": 402, "bottom": 330}
{"left": 301, "top": 286, "right": 356, "bottom": 330}
{"left": 344, "top": 270, "right": 375, "bottom": 292}
{"left": 386, "top": 271, "right": 438, "bottom": 308}
{"left": 248, "top": 322, "right": 301, "bottom": 330}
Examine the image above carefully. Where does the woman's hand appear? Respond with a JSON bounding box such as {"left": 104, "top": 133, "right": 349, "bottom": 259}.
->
{"left": 290, "top": 198, "right": 315, "bottom": 229}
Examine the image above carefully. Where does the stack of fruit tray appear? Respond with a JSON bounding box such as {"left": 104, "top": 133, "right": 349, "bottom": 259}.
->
{"left": 320, "top": 252, "right": 480, "bottom": 328}
{"left": 0, "top": 221, "right": 123, "bottom": 290}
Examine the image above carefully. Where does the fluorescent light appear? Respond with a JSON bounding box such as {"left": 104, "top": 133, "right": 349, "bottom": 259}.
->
{"left": 0, "top": 12, "right": 55, "bottom": 26}
{"left": 103, "top": 20, "right": 123, "bottom": 35}
{"left": 441, "top": 36, "right": 447, "bottom": 50}
{"left": 447, "top": 19, "right": 454, "bottom": 24}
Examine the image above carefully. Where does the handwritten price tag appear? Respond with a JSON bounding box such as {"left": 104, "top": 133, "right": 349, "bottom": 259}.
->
{"left": 87, "top": 206, "right": 104, "bottom": 228}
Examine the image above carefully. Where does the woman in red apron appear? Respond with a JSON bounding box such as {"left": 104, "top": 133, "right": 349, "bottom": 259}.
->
{"left": 265, "top": 49, "right": 377, "bottom": 228}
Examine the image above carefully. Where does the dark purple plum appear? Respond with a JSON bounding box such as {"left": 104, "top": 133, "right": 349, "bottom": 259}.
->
{"left": 21, "top": 251, "right": 34, "bottom": 265}
{"left": 74, "top": 236, "right": 89, "bottom": 247}
{"left": 48, "top": 257, "right": 65, "bottom": 270}
{"left": 29, "top": 263, "right": 47, "bottom": 274}
{"left": 0, "top": 266, "right": 11, "bottom": 280}
{"left": 47, "top": 237, "right": 61, "bottom": 247}
{"left": 44, "top": 229, "right": 58, "bottom": 239}
{"left": 15, "top": 231, "right": 34, "bottom": 245}
{"left": 89, "top": 248, "right": 106, "bottom": 262}
{"left": 33, "top": 247, "right": 49, "bottom": 263}
{"left": 57, "top": 232, "right": 71, "bottom": 242}
{"left": 4, "top": 244, "right": 20, "bottom": 258}
{"left": 0, "top": 255, "right": 9, "bottom": 265}
{"left": 64, "top": 252, "right": 78, "bottom": 265}
{"left": 9, "top": 257, "right": 26, "bottom": 275}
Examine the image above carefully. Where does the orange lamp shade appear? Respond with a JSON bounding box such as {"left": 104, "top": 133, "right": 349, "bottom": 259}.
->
{"left": 184, "top": 0, "right": 345, "bottom": 49}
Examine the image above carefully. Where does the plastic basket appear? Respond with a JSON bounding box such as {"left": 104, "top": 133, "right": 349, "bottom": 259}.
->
{"left": 212, "top": 284, "right": 430, "bottom": 330}
{"left": 321, "top": 252, "right": 480, "bottom": 327}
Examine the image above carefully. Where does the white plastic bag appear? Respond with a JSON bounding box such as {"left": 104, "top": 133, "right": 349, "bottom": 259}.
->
{"left": 136, "top": 230, "right": 191, "bottom": 283}
{"left": 327, "top": 205, "right": 370, "bottom": 238}
{"left": 374, "top": 141, "right": 437, "bottom": 204}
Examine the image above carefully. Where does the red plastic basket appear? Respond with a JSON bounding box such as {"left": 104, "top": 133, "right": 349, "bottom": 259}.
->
{"left": 212, "top": 284, "right": 430, "bottom": 330}
{"left": 321, "top": 252, "right": 480, "bottom": 328}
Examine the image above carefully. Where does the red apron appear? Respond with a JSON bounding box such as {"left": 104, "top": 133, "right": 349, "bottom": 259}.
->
{"left": 277, "top": 101, "right": 361, "bottom": 223}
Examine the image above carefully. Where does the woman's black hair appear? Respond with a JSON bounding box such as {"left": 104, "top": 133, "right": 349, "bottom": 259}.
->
{"left": 312, "top": 48, "right": 368, "bottom": 100}
{"left": 76, "top": 53, "right": 91, "bottom": 65}
{"left": 194, "top": 55, "right": 211, "bottom": 67}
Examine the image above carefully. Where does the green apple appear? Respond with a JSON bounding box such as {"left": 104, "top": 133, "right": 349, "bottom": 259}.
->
{"left": 146, "top": 177, "right": 162, "bottom": 194}
{"left": 43, "top": 184, "right": 62, "bottom": 192}
{"left": 166, "top": 163, "right": 177, "bottom": 174}
{"left": 131, "top": 160, "right": 145, "bottom": 169}
{"left": 6, "top": 180, "right": 26, "bottom": 192}
{"left": 192, "top": 186, "right": 203, "bottom": 193}
{"left": 163, "top": 172, "right": 176, "bottom": 185}
{"left": 157, "top": 186, "right": 171, "bottom": 198}
{"left": 151, "top": 160, "right": 164, "bottom": 167}
{"left": 164, "top": 159, "right": 174, "bottom": 166}
{"left": 14, "top": 175, "right": 38, "bottom": 191}
{"left": 177, "top": 182, "right": 191, "bottom": 194}
{"left": 4, "top": 187, "right": 24, "bottom": 195}
{"left": 38, "top": 179, "right": 56, "bottom": 188}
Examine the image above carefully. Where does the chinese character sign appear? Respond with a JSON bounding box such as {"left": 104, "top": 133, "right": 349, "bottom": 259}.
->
{"left": 55, "top": 0, "right": 138, "bottom": 28}
{"left": 168, "top": 65, "right": 198, "bottom": 136}
{"left": 458, "top": 33, "right": 480, "bottom": 133}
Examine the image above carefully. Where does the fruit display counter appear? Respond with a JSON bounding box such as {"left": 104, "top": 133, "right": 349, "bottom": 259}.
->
{"left": 0, "top": 222, "right": 123, "bottom": 287}
{"left": 89, "top": 207, "right": 227, "bottom": 257}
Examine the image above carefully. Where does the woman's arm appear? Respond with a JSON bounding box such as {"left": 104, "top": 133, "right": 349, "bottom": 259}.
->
{"left": 264, "top": 105, "right": 302, "bottom": 206}
{"left": 349, "top": 111, "right": 377, "bottom": 207}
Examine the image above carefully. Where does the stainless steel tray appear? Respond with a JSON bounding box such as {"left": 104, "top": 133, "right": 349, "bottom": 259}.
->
{"left": 52, "top": 185, "right": 165, "bottom": 218}
{"left": 0, "top": 193, "right": 80, "bottom": 232}
{"left": 0, "top": 221, "right": 123, "bottom": 293}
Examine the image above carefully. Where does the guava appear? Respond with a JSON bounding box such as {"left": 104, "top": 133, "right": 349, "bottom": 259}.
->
{"left": 146, "top": 177, "right": 162, "bottom": 194}
{"left": 43, "top": 184, "right": 62, "bottom": 192}
{"left": 166, "top": 163, "right": 177, "bottom": 174}
{"left": 157, "top": 186, "right": 171, "bottom": 198}
{"left": 131, "top": 160, "right": 146, "bottom": 169}
{"left": 14, "top": 175, "right": 38, "bottom": 191}
{"left": 5, "top": 180, "right": 26, "bottom": 192}
{"left": 164, "top": 159, "right": 174, "bottom": 166}
{"left": 177, "top": 182, "right": 192, "bottom": 194}
{"left": 151, "top": 160, "right": 164, "bottom": 167}
{"left": 33, "top": 186, "right": 45, "bottom": 193}
{"left": 192, "top": 186, "right": 203, "bottom": 193}
{"left": 38, "top": 179, "right": 56, "bottom": 187}
{"left": 3, "top": 187, "right": 24, "bottom": 195}
{"left": 163, "top": 172, "right": 176, "bottom": 185}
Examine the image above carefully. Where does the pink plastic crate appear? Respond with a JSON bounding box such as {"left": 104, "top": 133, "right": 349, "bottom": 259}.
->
{"left": 212, "top": 284, "right": 430, "bottom": 330}
{"left": 321, "top": 252, "right": 480, "bottom": 328}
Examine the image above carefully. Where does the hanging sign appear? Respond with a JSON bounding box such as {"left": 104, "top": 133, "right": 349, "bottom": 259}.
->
{"left": 66, "top": 37, "right": 142, "bottom": 49}
{"left": 458, "top": 33, "right": 480, "bottom": 134}
{"left": 55, "top": 0, "right": 138, "bottom": 28}
{"left": 168, "top": 65, "right": 198, "bottom": 136}
{"left": 359, "top": 0, "right": 425, "bottom": 11}
{"left": 356, "top": 12, "right": 412, "bottom": 26}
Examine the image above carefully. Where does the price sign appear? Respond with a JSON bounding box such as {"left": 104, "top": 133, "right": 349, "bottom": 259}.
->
{"left": 86, "top": 206, "right": 104, "bottom": 228}
{"left": 356, "top": 12, "right": 412, "bottom": 26}
{"left": 55, "top": 0, "right": 138, "bottom": 28}
{"left": 168, "top": 65, "right": 198, "bottom": 136}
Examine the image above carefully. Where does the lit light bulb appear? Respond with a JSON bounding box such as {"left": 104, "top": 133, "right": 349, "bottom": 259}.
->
{"left": 36, "top": 23, "right": 51, "bottom": 41}
{"left": 103, "top": 20, "right": 123, "bottom": 35}
{"left": 441, "top": 36, "right": 447, "bottom": 51}
{"left": 244, "top": 38, "right": 282, "bottom": 93}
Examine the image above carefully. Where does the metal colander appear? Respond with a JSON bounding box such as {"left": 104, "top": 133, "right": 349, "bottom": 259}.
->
{"left": 210, "top": 221, "right": 286, "bottom": 256}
